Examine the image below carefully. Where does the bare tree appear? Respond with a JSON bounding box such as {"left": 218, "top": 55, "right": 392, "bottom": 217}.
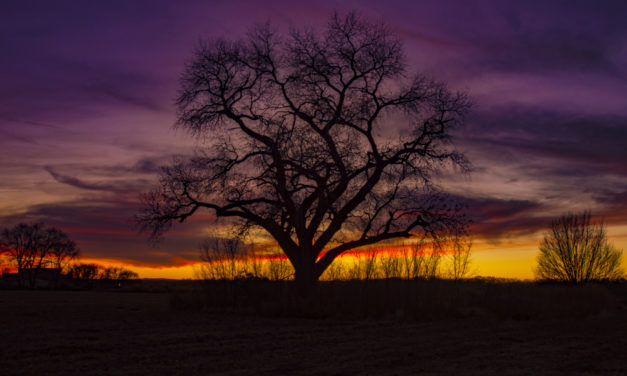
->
{"left": 198, "top": 233, "right": 248, "bottom": 280}
{"left": 139, "top": 11, "right": 470, "bottom": 293}
{"left": 0, "top": 223, "right": 80, "bottom": 287}
{"left": 380, "top": 252, "right": 401, "bottom": 279}
{"left": 67, "top": 263, "right": 138, "bottom": 287}
{"left": 447, "top": 234, "right": 473, "bottom": 280}
{"left": 400, "top": 240, "right": 442, "bottom": 280}
{"left": 320, "top": 259, "right": 345, "bottom": 281}
{"left": 536, "top": 212, "right": 623, "bottom": 283}
{"left": 67, "top": 263, "right": 100, "bottom": 281}
{"left": 47, "top": 228, "right": 80, "bottom": 271}
{"left": 0, "top": 223, "right": 40, "bottom": 286}
{"left": 67, "top": 263, "right": 99, "bottom": 289}
{"left": 100, "top": 266, "right": 139, "bottom": 281}
{"left": 266, "top": 257, "right": 293, "bottom": 281}
{"left": 362, "top": 248, "right": 379, "bottom": 280}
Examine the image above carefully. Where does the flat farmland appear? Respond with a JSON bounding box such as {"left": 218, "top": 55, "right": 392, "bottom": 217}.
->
{"left": 1, "top": 287, "right": 626, "bottom": 375}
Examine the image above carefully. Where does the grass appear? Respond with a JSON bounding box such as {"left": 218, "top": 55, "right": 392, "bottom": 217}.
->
{"left": 169, "top": 278, "right": 626, "bottom": 321}
{"left": 2, "top": 280, "right": 626, "bottom": 375}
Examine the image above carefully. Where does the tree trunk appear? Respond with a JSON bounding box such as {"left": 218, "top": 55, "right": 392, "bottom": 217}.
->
{"left": 293, "top": 261, "right": 318, "bottom": 298}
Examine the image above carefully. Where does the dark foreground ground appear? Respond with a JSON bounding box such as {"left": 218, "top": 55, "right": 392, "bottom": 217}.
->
{"left": 1, "top": 282, "right": 626, "bottom": 375}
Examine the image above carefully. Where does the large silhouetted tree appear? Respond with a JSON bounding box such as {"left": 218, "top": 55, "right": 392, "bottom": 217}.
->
{"left": 139, "top": 12, "right": 470, "bottom": 292}
{"left": 536, "top": 212, "right": 623, "bottom": 283}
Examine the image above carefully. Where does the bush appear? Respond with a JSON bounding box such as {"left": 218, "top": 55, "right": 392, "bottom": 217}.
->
{"left": 536, "top": 212, "right": 623, "bottom": 283}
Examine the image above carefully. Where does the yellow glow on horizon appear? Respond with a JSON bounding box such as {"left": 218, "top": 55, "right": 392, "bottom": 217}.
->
{"left": 109, "top": 249, "right": 542, "bottom": 281}
{"left": 471, "top": 247, "right": 537, "bottom": 280}
{"left": 77, "top": 229, "right": 627, "bottom": 281}
{"left": 127, "top": 264, "right": 199, "bottom": 279}
{"left": 79, "top": 258, "right": 199, "bottom": 279}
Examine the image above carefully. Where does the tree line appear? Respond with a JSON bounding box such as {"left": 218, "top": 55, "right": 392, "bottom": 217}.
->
{"left": 197, "top": 211, "right": 623, "bottom": 284}
{"left": 0, "top": 223, "right": 137, "bottom": 288}
{"left": 197, "top": 231, "right": 474, "bottom": 281}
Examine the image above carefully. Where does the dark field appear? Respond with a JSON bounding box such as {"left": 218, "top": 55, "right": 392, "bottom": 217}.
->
{"left": 1, "top": 281, "right": 626, "bottom": 375}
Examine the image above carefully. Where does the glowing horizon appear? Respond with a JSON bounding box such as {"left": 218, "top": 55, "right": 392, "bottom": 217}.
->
{"left": 73, "top": 230, "right": 627, "bottom": 281}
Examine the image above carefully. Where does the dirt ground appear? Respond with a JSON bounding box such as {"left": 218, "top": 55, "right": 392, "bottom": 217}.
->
{"left": 1, "top": 290, "right": 626, "bottom": 375}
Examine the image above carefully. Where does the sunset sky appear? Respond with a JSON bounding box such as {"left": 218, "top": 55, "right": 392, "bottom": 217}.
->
{"left": 2, "top": 0, "right": 626, "bottom": 279}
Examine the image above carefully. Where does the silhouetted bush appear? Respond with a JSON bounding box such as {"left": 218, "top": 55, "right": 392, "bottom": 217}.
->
{"left": 66, "top": 263, "right": 139, "bottom": 289}
{"left": 0, "top": 223, "right": 79, "bottom": 288}
{"left": 536, "top": 212, "right": 623, "bottom": 283}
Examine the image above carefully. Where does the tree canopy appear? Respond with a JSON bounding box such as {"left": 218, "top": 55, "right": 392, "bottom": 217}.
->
{"left": 139, "top": 12, "right": 471, "bottom": 288}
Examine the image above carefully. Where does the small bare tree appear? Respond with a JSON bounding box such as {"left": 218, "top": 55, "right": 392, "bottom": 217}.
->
{"left": 0, "top": 223, "right": 40, "bottom": 286}
{"left": 361, "top": 249, "right": 379, "bottom": 280}
{"left": 320, "top": 259, "right": 345, "bottom": 281}
{"left": 266, "top": 257, "right": 293, "bottom": 281}
{"left": 198, "top": 233, "right": 248, "bottom": 280}
{"left": 47, "top": 228, "right": 80, "bottom": 272}
{"left": 0, "top": 223, "right": 80, "bottom": 287}
{"left": 536, "top": 212, "right": 623, "bottom": 283}
{"left": 405, "top": 240, "right": 442, "bottom": 279}
{"left": 380, "top": 252, "right": 401, "bottom": 279}
{"left": 67, "top": 263, "right": 100, "bottom": 281}
{"left": 66, "top": 263, "right": 138, "bottom": 288}
{"left": 100, "top": 266, "right": 139, "bottom": 281}
{"left": 447, "top": 234, "right": 473, "bottom": 280}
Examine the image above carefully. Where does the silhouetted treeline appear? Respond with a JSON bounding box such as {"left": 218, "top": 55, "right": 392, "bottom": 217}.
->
{"left": 0, "top": 222, "right": 138, "bottom": 289}
{"left": 0, "top": 223, "right": 78, "bottom": 288}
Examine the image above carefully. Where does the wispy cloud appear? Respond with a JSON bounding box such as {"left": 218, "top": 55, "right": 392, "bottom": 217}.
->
{"left": 44, "top": 166, "right": 121, "bottom": 192}
{"left": 0, "top": 197, "right": 212, "bottom": 266}
{"left": 464, "top": 107, "right": 627, "bottom": 177}
{"left": 0, "top": 129, "right": 38, "bottom": 144}
{"left": 43, "top": 165, "right": 153, "bottom": 194}
{"left": 0, "top": 116, "right": 58, "bottom": 128}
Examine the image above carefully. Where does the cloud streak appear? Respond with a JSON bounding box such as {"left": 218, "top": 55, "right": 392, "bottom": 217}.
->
{"left": 44, "top": 166, "right": 121, "bottom": 192}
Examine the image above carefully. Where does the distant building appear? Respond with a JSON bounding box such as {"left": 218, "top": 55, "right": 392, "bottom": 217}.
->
{"left": 1, "top": 268, "right": 65, "bottom": 288}
{"left": 0, "top": 267, "right": 141, "bottom": 289}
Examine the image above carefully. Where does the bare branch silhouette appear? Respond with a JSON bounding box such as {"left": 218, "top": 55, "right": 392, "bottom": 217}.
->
{"left": 138, "top": 11, "right": 470, "bottom": 293}
{"left": 536, "top": 212, "right": 623, "bottom": 283}
{"left": 447, "top": 233, "right": 473, "bottom": 280}
{"left": 1, "top": 223, "right": 80, "bottom": 288}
